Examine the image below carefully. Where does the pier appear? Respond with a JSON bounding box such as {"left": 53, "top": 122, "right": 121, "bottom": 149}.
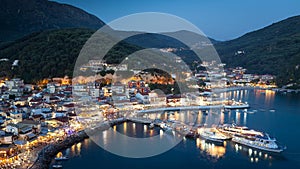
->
{"left": 136, "top": 105, "right": 224, "bottom": 114}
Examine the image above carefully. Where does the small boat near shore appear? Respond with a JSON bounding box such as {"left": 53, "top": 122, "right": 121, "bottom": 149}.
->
{"left": 185, "top": 129, "right": 199, "bottom": 139}
{"left": 149, "top": 123, "right": 155, "bottom": 129}
{"left": 224, "top": 103, "right": 250, "bottom": 109}
{"left": 224, "top": 100, "right": 250, "bottom": 109}
{"left": 55, "top": 156, "right": 69, "bottom": 161}
{"left": 52, "top": 164, "right": 63, "bottom": 168}
{"left": 160, "top": 123, "right": 173, "bottom": 133}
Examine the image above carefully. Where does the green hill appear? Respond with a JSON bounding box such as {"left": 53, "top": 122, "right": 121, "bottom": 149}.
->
{"left": 0, "top": 29, "right": 94, "bottom": 82}
{"left": 1, "top": 14, "right": 300, "bottom": 87}
{"left": 0, "top": 0, "right": 104, "bottom": 43}
{"left": 215, "top": 15, "right": 300, "bottom": 87}
{"left": 0, "top": 28, "right": 144, "bottom": 83}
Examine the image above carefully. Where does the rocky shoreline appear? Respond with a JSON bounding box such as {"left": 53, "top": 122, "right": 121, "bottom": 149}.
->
{"left": 30, "top": 130, "right": 89, "bottom": 169}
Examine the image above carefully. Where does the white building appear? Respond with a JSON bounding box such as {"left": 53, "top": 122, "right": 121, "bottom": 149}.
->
{"left": 135, "top": 93, "right": 150, "bottom": 104}
{"left": 111, "top": 83, "right": 125, "bottom": 94}
{"left": 0, "top": 131, "right": 14, "bottom": 144}
{"left": 73, "top": 84, "right": 88, "bottom": 96}
{"left": 89, "top": 88, "right": 100, "bottom": 98}
{"left": 9, "top": 112, "right": 23, "bottom": 123}
{"left": 148, "top": 91, "right": 166, "bottom": 106}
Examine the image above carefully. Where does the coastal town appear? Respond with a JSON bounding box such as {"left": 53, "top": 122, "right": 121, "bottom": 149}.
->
{"left": 0, "top": 60, "right": 280, "bottom": 168}
{"left": 1, "top": 0, "right": 300, "bottom": 168}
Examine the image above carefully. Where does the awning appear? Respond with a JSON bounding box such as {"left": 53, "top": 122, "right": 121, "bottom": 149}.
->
{"left": 14, "top": 140, "right": 27, "bottom": 145}
{"left": 27, "top": 133, "right": 36, "bottom": 140}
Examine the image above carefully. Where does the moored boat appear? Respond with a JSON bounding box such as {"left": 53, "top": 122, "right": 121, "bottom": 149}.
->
{"left": 224, "top": 100, "right": 250, "bottom": 109}
{"left": 217, "top": 123, "right": 263, "bottom": 138}
{"left": 185, "top": 129, "right": 199, "bottom": 139}
{"left": 52, "top": 164, "right": 63, "bottom": 168}
{"left": 160, "top": 123, "right": 173, "bottom": 133}
{"left": 149, "top": 123, "right": 155, "bottom": 129}
{"left": 232, "top": 133, "right": 285, "bottom": 153}
{"left": 198, "top": 128, "right": 228, "bottom": 145}
{"left": 55, "top": 156, "right": 69, "bottom": 161}
{"left": 224, "top": 103, "right": 250, "bottom": 109}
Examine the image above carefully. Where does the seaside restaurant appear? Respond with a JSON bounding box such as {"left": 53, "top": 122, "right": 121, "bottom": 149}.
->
{"left": 0, "top": 144, "right": 17, "bottom": 159}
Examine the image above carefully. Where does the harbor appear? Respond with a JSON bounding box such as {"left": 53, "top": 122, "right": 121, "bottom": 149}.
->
{"left": 18, "top": 88, "right": 294, "bottom": 169}
{"left": 45, "top": 89, "right": 300, "bottom": 169}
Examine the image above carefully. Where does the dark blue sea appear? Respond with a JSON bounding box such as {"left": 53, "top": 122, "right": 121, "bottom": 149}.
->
{"left": 54, "top": 89, "right": 300, "bottom": 169}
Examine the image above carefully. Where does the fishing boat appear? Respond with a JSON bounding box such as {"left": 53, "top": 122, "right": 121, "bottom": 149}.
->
{"left": 232, "top": 133, "right": 285, "bottom": 153}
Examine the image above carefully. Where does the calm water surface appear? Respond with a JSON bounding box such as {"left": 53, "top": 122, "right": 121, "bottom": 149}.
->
{"left": 54, "top": 89, "right": 300, "bottom": 169}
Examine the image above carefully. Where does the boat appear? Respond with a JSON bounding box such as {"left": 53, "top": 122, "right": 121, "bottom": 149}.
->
{"left": 232, "top": 133, "right": 285, "bottom": 153}
{"left": 198, "top": 128, "right": 228, "bottom": 144}
{"left": 224, "top": 100, "right": 250, "bottom": 109}
{"left": 185, "top": 129, "right": 199, "bottom": 139}
{"left": 224, "top": 103, "right": 250, "bottom": 109}
{"left": 217, "top": 123, "right": 263, "bottom": 138}
{"left": 55, "top": 156, "right": 69, "bottom": 161}
{"left": 160, "top": 123, "right": 173, "bottom": 133}
{"left": 149, "top": 123, "right": 155, "bottom": 129}
{"left": 52, "top": 164, "right": 63, "bottom": 168}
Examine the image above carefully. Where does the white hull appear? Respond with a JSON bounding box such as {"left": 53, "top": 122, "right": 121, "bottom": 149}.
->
{"left": 55, "top": 157, "right": 69, "bottom": 161}
{"left": 52, "top": 165, "right": 63, "bottom": 168}
{"left": 198, "top": 128, "right": 228, "bottom": 144}
{"left": 224, "top": 104, "right": 249, "bottom": 109}
{"left": 232, "top": 137, "right": 283, "bottom": 153}
{"left": 199, "top": 134, "right": 224, "bottom": 144}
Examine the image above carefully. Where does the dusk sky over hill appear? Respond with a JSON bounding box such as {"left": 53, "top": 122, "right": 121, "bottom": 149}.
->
{"left": 56, "top": 0, "right": 300, "bottom": 40}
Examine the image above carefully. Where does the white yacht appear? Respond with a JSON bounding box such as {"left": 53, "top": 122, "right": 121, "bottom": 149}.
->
{"left": 232, "top": 133, "right": 285, "bottom": 153}
{"left": 198, "top": 128, "right": 228, "bottom": 144}
{"left": 224, "top": 100, "right": 250, "bottom": 109}
{"left": 217, "top": 123, "right": 263, "bottom": 138}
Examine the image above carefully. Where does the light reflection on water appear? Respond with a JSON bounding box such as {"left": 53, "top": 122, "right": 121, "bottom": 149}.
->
{"left": 58, "top": 89, "right": 298, "bottom": 169}
{"left": 55, "top": 120, "right": 280, "bottom": 167}
{"left": 64, "top": 142, "right": 83, "bottom": 158}
{"left": 196, "top": 138, "right": 226, "bottom": 159}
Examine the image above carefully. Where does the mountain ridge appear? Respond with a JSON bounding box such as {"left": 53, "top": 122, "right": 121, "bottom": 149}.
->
{"left": 0, "top": 0, "right": 105, "bottom": 43}
{"left": 0, "top": 0, "right": 300, "bottom": 87}
{"left": 215, "top": 15, "right": 300, "bottom": 87}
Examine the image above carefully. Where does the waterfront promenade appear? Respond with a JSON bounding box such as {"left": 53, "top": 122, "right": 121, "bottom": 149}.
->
{"left": 30, "top": 118, "right": 126, "bottom": 169}
{"left": 136, "top": 105, "right": 223, "bottom": 114}
{"left": 30, "top": 130, "right": 89, "bottom": 169}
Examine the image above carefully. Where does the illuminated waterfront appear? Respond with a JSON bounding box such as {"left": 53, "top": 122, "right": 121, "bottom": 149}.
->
{"left": 53, "top": 89, "right": 300, "bottom": 169}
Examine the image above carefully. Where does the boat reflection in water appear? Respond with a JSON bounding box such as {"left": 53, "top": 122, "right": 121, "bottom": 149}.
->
{"left": 196, "top": 137, "right": 226, "bottom": 159}
{"left": 231, "top": 141, "right": 281, "bottom": 164}
{"left": 196, "top": 136, "right": 282, "bottom": 165}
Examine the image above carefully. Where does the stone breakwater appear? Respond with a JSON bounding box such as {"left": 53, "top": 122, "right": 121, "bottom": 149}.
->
{"left": 30, "top": 130, "right": 89, "bottom": 169}
{"left": 30, "top": 118, "right": 127, "bottom": 169}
